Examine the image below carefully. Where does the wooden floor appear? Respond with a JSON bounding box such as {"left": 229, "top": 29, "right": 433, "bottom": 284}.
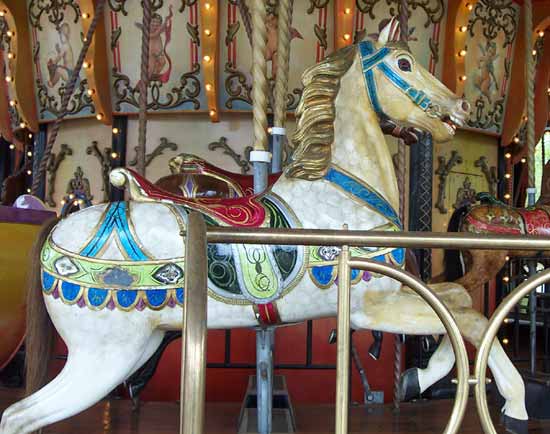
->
{"left": 2, "top": 387, "right": 550, "bottom": 433}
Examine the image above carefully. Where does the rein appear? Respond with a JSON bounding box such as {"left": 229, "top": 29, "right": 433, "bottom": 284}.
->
{"left": 359, "top": 41, "right": 441, "bottom": 119}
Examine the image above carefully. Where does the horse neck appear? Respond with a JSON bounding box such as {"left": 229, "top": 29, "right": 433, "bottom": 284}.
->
{"left": 331, "top": 61, "right": 399, "bottom": 212}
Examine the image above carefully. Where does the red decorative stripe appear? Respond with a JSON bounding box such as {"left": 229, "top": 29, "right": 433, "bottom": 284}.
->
{"left": 517, "top": 208, "right": 550, "bottom": 235}
{"left": 256, "top": 302, "right": 280, "bottom": 326}
{"left": 464, "top": 215, "right": 521, "bottom": 235}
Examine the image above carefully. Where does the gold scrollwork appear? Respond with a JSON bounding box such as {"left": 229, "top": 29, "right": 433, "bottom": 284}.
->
{"left": 29, "top": 0, "right": 81, "bottom": 30}
{"left": 356, "top": 0, "right": 445, "bottom": 27}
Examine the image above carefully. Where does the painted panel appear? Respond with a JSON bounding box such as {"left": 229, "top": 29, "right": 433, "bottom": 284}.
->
{"left": 463, "top": 0, "right": 518, "bottom": 134}
{"left": 219, "top": 0, "right": 333, "bottom": 111}
{"left": 28, "top": 0, "right": 96, "bottom": 121}
{"left": 354, "top": 0, "right": 447, "bottom": 76}
{"left": 108, "top": 0, "right": 205, "bottom": 113}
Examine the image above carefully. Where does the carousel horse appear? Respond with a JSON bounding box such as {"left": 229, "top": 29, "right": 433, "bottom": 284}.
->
{"left": 444, "top": 160, "right": 550, "bottom": 292}
{"left": 0, "top": 20, "right": 528, "bottom": 434}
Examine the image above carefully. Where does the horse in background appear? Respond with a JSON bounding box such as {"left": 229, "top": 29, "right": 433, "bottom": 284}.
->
{"left": 444, "top": 161, "right": 550, "bottom": 292}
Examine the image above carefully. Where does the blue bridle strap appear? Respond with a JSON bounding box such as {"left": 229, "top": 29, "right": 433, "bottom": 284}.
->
{"left": 359, "top": 40, "right": 434, "bottom": 117}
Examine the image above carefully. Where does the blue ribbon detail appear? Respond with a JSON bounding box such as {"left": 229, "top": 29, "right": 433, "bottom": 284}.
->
{"left": 146, "top": 289, "right": 168, "bottom": 308}
{"left": 116, "top": 290, "right": 138, "bottom": 308}
{"left": 80, "top": 202, "right": 149, "bottom": 261}
{"left": 42, "top": 271, "right": 55, "bottom": 292}
{"left": 359, "top": 40, "right": 433, "bottom": 118}
{"left": 324, "top": 167, "right": 401, "bottom": 229}
{"left": 311, "top": 265, "right": 335, "bottom": 287}
{"left": 176, "top": 288, "right": 184, "bottom": 304}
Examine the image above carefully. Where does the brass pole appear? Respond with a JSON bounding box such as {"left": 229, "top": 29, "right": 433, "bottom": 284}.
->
{"left": 474, "top": 268, "right": 550, "bottom": 434}
{"left": 180, "top": 212, "right": 208, "bottom": 434}
{"left": 335, "top": 244, "right": 351, "bottom": 434}
{"left": 206, "top": 227, "right": 550, "bottom": 251}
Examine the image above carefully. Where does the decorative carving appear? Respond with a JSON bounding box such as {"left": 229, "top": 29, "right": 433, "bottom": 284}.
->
{"left": 225, "top": 21, "right": 240, "bottom": 46}
{"left": 111, "top": 27, "right": 122, "bottom": 50}
{"left": 468, "top": 0, "right": 517, "bottom": 47}
{"left": 307, "top": 0, "right": 330, "bottom": 14}
{"left": 61, "top": 166, "right": 93, "bottom": 216}
{"left": 435, "top": 151, "right": 463, "bottom": 214}
{"left": 37, "top": 79, "right": 95, "bottom": 119}
{"left": 108, "top": 0, "right": 128, "bottom": 15}
{"left": 313, "top": 24, "right": 328, "bottom": 50}
{"left": 467, "top": 96, "right": 505, "bottom": 131}
{"left": 46, "top": 143, "right": 73, "bottom": 207}
{"left": 112, "top": 63, "right": 201, "bottom": 111}
{"left": 475, "top": 156, "right": 498, "bottom": 196}
{"left": 224, "top": 62, "right": 252, "bottom": 109}
{"left": 86, "top": 141, "right": 117, "bottom": 202}
{"left": 356, "top": 0, "right": 445, "bottom": 27}
{"left": 208, "top": 137, "right": 252, "bottom": 174}
{"left": 453, "top": 177, "right": 477, "bottom": 210}
{"left": 128, "top": 137, "right": 178, "bottom": 168}
{"left": 29, "top": 0, "right": 81, "bottom": 30}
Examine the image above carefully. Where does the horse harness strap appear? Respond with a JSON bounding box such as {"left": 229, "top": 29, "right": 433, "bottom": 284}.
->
{"left": 359, "top": 41, "right": 435, "bottom": 119}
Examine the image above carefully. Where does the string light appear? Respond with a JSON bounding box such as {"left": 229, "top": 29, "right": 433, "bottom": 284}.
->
{"left": 532, "top": 49, "right": 537, "bottom": 56}
{"left": 112, "top": 127, "right": 119, "bottom": 134}
{"left": 466, "top": 3, "right": 473, "bottom": 10}
{"left": 205, "top": 83, "right": 213, "bottom": 91}
{"left": 504, "top": 173, "right": 511, "bottom": 179}
{"left": 521, "top": 157, "right": 527, "bottom": 163}
{"left": 504, "top": 193, "right": 511, "bottom": 199}
{"left": 523, "top": 115, "right": 528, "bottom": 121}
{"left": 96, "top": 113, "right": 104, "bottom": 121}
{"left": 503, "top": 276, "right": 510, "bottom": 282}
{"left": 6, "top": 30, "right": 14, "bottom": 38}
{"left": 343, "top": 33, "right": 351, "bottom": 41}
{"left": 26, "top": 169, "right": 32, "bottom": 175}
{"left": 20, "top": 122, "right": 26, "bottom": 128}
{"left": 60, "top": 199, "right": 66, "bottom": 205}
{"left": 7, "top": 52, "right": 14, "bottom": 59}
{"left": 203, "top": 55, "right": 211, "bottom": 62}
{"left": 204, "top": 2, "right": 212, "bottom": 10}
{"left": 0, "top": 10, "right": 6, "bottom": 17}
{"left": 539, "top": 31, "right": 545, "bottom": 38}
{"left": 204, "top": 29, "right": 212, "bottom": 36}
{"left": 26, "top": 188, "right": 31, "bottom": 193}
{"left": 26, "top": 151, "right": 32, "bottom": 157}
{"left": 209, "top": 109, "right": 217, "bottom": 117}
{"left": 87, "top": 89, "right": 95, "bottom": 96}
{"left": 459, "top": 75, "right": 467, "bottom": 81}
{"left": 505, "top": 256, "right": 510, "bottom": 261}
{"left": 505, "top": 152, "right": 511, "bottom": 159}
{"left": 5, "top": 76, "right": 12, "bottom": 82}
{"left": 9, "top": 100, "right": 16, "bottom": 107}
{"left": 344, "top": 7, "right": 352, "bottom": 14}
{"left": 83, "top": 61, "right": 91, "bottom": 69}
{"left": 502, "top": 338, "right": 509, "bottom": 345}
{"left": 78, "top": 199, "right": 84, "bottom": 205}
{"left": 513, "top": 136, "right": 520, "bottom": 143}
{"left": 458, "top": 49, "right": 467, "bottom": 57}
{"left": 458, "top": 25, "right": 467, "bottom": 32}
{"left": 110, "top": 152, "right": 118, "bottom": 159}
{"left": 28, "top": 133, "right": 33, "bottom": 139}
{"left": 8, "top": 144, "right": 14, "bottom": 150}
{"left": 81, "top": 12, "right": 90, "bottom": 19}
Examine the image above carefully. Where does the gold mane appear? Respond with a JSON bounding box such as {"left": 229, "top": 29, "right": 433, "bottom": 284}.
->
{"left": 285, "top": 44, "right": 357, "bottom": 180}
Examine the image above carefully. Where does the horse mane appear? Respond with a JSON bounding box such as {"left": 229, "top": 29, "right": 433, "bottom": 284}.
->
{"left": 285, "top": 44, "right": 357, "bottom": 180}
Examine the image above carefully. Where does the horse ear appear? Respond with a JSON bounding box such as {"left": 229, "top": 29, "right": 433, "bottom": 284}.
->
{"left": 377, "top": 17, "right": 401, "bottom": 45}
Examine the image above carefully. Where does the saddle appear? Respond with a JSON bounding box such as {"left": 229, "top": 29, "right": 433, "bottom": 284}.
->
{"left": 115, "top": 167, "right": 271, "bottom": 227}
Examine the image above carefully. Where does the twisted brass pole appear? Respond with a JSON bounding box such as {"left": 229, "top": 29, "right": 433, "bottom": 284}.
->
{"left": 136, "top": 0, "right": 153, "bottom": 176}
{"left": 525, "top": 0, "right": 535, "bottom": 192}
{"left": 31, "top": 0, "right": 106, "bottom": 195}
{"left": 251, "top": 0, "right": 268, "bottom": 154}
{"left": 273, "top": 0, "right": 292, "bottom": 128}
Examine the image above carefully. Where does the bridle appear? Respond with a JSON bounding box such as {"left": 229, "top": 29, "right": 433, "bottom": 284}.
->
{"left": 359, "top": 40, "right": 443, "bottom": 120}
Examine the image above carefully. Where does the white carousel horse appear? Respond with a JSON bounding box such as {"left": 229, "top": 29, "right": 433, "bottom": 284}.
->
{"left": 0, "top": 20, "right": 527, "bottom": 434}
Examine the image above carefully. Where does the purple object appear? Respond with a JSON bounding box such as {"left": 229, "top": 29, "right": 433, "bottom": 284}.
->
{"left": 0, "top": 205, "right": 55, "bottom": 225}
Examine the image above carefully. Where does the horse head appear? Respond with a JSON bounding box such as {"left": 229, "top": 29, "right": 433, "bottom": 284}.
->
{"left": 364, "top": 18, "right": 470, "bottom": 142}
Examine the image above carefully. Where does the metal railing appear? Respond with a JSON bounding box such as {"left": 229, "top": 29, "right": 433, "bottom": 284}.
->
{"left": 180, "top": 212, "right": 550, "bottom": 434}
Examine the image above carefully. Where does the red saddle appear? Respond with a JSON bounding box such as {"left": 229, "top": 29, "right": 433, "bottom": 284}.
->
{"left": 173, "top": 154, "right": 281, "bottom": 196}
{"left": 126, "top": 169, "right": 269, "bottom": 227}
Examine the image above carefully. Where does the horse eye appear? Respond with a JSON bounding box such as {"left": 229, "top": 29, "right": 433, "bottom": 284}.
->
{"left": 398, "top": 58, "right": 412, "bottom": 72}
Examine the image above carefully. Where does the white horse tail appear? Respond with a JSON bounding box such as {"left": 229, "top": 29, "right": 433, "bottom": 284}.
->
{"left": 25, "top": 216, "right": 60, "bottom": 398}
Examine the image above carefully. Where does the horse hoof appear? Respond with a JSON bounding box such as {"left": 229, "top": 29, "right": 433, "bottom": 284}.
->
{"left": 398, "top": 368, "right": 420, "bottom": 402}
{"left": 502, "top": 414, "right": 528, "bottom": 434}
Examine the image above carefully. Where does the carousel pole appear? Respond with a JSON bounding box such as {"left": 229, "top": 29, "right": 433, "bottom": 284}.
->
{"left": 136, "top": 0, "right": 153, "bottom": 176}
{"left": 393, "top": 0, "right": 409, "bottom": 411}
{"left": 524, "top": 0, "right": 537, "bottom": 375}
{"left": 250, "top": 1, "right": 273, "bottom": 433}
{"left": 31, "top": 0, "right": 106, "bottom": 195}
{"left": 271, "top": 0, "right": 293, "bottom": 172}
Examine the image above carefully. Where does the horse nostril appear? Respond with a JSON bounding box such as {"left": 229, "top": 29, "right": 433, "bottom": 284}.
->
{"left": 461, "top": 100, "right": 471, "bottom": 113}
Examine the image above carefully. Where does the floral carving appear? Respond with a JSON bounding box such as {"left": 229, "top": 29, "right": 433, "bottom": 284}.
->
{"left": 356, "top": 0, "right": 445, "bottom": 27}
{"left": 208, "top": 137, "right": 252, "bottom": 174}
{"left": 37, "top": 78, "right": 95, "bottom": 119}
{"left": 224, "top": 62, "right": 252, "bottom": 109}
{"left": 469, "top": 0, "right": 517, "bottom": 47}
{"left": 113, "top": 63, "right": 201, "bottom": 111}
{"left": 467, "top": 96, "right": 505, "bottom": 131}
{"left": 29, "top": 0, "right": 81, "bottom": 30}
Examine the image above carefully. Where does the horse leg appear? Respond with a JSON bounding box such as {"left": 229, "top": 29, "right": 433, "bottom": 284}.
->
{"left": 1, "top": 328, "right": 156, "bottom": 434}
{"left": 456, "top": 249, "right": 508, "bottom": 293}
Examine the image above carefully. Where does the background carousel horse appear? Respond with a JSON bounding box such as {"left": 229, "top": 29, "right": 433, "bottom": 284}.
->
{"left": 0, "top": 20, "right": 528, "bottom": 434}
{"left": 444, "top": 160, "right": 550, "bottom": 292}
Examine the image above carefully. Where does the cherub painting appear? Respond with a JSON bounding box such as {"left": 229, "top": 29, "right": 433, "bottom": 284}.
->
{"left": 474, "top": 40, "right": 499, "bottom": 100}
{"left": 265, "top": 13, "right": 303, "bottom": 79}
{"left": 47, "top": 23, "right": 75, "bottom": 88}
{"left": 135, "top": 5, "right": 174, "bottom": 83}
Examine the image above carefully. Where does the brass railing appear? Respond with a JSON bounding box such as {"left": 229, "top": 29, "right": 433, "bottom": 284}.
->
{"left": 181, "top": 212, "right": 550, "bottom": 434}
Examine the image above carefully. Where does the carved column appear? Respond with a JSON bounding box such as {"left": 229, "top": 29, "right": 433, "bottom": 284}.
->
{"left": 408, "top": 132, "right": 433, "bottom": 281}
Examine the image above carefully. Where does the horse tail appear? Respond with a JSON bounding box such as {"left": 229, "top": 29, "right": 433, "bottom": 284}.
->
{"left": 25, "top": 216, "right": 60, "bottom": 397}
{"left": 443, "top": 205, "right": 471, "bottom": 282}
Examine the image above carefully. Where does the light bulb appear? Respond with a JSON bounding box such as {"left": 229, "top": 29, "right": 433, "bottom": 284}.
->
{"left": 344, "top": 7, "right": 352, "bottom": 14}
{"left": 343, "top": 33, "right": 351, "bottom": 41}
{"left": 204, "top": 29, "right": 212, "bottom": 36}
{"left": 205, "top": 83, "right": 213, "bottom": 91}
{"left": 203, "top": 55, "right": 211, "bottom": 62}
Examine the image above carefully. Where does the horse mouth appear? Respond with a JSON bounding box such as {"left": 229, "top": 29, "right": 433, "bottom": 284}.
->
{"left": 441, "top": 115, "right": 462, "bottom": 136}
